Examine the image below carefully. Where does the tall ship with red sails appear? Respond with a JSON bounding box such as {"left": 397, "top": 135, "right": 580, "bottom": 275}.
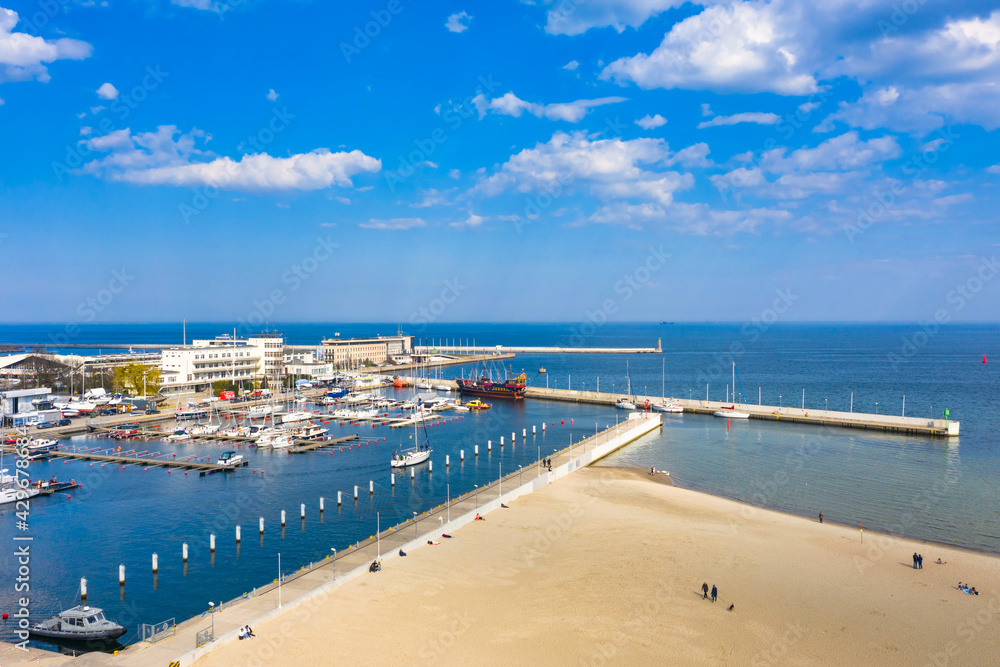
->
{"left": 456, "top": 369, "right": 527, "bottom": 399}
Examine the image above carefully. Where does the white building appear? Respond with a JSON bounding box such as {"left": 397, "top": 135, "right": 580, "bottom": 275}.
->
{"left": 159, "top": 333, "right": 285, "bottom": 394}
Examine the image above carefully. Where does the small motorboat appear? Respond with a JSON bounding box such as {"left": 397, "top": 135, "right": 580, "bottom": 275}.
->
{"left": 615, "top": 399, "right": 637, "bottom": 410}
{"left": 466, "top": 399, "right": 492, "bottom": 411}
{"left": 29, "top": 605, "right": 127, "bottom": 643}
{"left": 538, "top": 368, "right": 547, "bottom": 374}
{"left": 217, "top": 451, "right": 245, "bottom": 467}
{"left": 433, "top": 384, "right": 453, "bottom": 392}
{"left": 714, "top": 406, "right": 750, "bottom": 419}
{"left": 654, "top": 402, "right": 683, "bottom": 414}
{"left": 165, "top": 429, "right": 190, "bottom": 442}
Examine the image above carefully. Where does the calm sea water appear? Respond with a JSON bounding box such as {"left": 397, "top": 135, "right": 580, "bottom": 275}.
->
{"left": 0, "top": 322, "right": 997, "bottom": 649}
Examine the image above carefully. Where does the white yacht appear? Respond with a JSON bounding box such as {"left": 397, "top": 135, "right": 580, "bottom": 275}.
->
{"left": 281, "top": 411, "right": 314, "bottom": 424}
{"left": 714, "top": 406, "right": 750, "bottom": 419}
{"left": 164, "top": 429, "right": 191, "bottom": 442}
{"left": 390, "top": 418, "right": 431, "bottom": 468}
{"left": 615, "top": 399, "right": 637, "bottom": 410}
{"left": 654, "top": 401, "right": 684, "bottom": 414}
{"left": 216, "top": 450, "right": 245, "bottom": 467}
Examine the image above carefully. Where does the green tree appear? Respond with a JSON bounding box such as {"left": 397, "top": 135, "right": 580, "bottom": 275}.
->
{"left": 113, "top": 363, "right": 161, "bottom": 396}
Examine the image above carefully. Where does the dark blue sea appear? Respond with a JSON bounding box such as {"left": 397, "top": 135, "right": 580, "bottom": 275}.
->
{"left": 0, "top": 322, "right": 997, "bottom": 650}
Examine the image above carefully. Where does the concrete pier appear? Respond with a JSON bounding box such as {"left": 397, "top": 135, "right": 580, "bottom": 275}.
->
{"left": 523, "top": 387, "right": 959, "bottom": 437}
{"left": 415, "top": 342, "right": 661, "bottom": 354}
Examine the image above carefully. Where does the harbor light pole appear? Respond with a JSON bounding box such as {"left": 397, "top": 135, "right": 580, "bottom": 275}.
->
{"left": 447, "top": 483, "right": 450, "bottom": 522}
{"left": 474, "top": 485, "right": 479, "bottom": 508}
{"left": 413, "top": 512, "right": 418, "bottom": 539}
{"left": 208, "top": 602, "right": 215, "bottom": 640}
{"left": 278, "top": 553, "right": 282, "bottom": 607}
{"left": 330, "top": 548, "right": 336, "bottom": 579}
{"left": 377, "top": 512, "right": 381, "bottom": 560}
{"left": 779, "top": 395, "right": 782, "bottom": 408}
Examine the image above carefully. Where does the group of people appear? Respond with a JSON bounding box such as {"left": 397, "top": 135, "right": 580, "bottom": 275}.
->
{"left": 958, "top": 582, "right": 980, "bottom": 595}
{"left": 912, "top": 552, "right": 925, "bottom": 569}
{"left": 238, "top": 625, "right": 255, "bottom": 640}
{"left": 369, "top": 560, "right": 381, "bottom": 573}
{"left": 701, "top": 581, "right": 718, "bottom": 602}
{"left": 543, "top": 458, "right": 553, "bottom": 470}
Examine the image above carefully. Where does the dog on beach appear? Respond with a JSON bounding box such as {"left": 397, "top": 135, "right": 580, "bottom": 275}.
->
{"left": 728, "top": 604, "right": 735, "bottom": 612}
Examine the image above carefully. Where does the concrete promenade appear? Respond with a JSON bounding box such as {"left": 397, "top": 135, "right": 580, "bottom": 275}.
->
{"left": 524, "top": 387, "right": 960, "bottom": 437}
{"left": 62, "top": 413, "right": 661, "bottom": 666}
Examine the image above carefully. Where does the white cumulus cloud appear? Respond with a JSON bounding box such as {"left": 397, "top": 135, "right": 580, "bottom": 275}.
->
{"left": 472, "top": 91, "right": 626, "bottom": 123}
{"left": 542, "top": 0, "right": 686, "bottom": 36}
{"left": 635, "top": 114, "right": 667, "bottom": 129}
{"left": 698, "top": 112, "right": 780, "bottom": 129}
{"left": 78, "top": 125, "right": 380, "bottom": 192}
{"left": 0, "top": 8, "right": 91, "bottom": 83}
{"left": 96, "top": 82, "right": 118, "bottom": 100}
{"left": 445, "top": 11, "right": 472, "bottom": 33}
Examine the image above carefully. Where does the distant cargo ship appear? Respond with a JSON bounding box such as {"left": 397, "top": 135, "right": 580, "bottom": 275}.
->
{"left": 456, "top": 373, "right": 527, "bottom": 400}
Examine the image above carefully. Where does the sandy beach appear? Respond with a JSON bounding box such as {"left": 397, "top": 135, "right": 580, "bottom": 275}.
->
{"left": 188, "top": 466, "right": 1000, "bottom": 666}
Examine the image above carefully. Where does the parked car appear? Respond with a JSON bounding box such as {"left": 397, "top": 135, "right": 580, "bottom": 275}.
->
{"left": 99, "top": 409, "right": 118, "bottom": 416}
{"left": 36, "top": 422, "right": 57, "bottom": 429}
{"left": 145, "top": 409, "right": 161, "bottom": 415}
{"left": 57, "top": 418, "right": 71, "bottom": 426}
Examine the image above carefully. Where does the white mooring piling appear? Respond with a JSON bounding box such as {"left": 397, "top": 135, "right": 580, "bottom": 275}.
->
{"left": 182, "top": 543, "right": 189, "bottom": 562}
{"left": 80, "top": 578, "right": 87, "bottom": 605}
{"left": 542, "top": 423, "right": 546, "bottom": 431}
{"left": 210, "top": 534, "right": 216, "bottom": 553}
{"left": 354, "top": 485, "right": 359, "bottom": 500}
{"left": 337, "top": 491, "right": 342, "bottom": 506}
{"left": 446, "top": 455, "right": 450, "bottom": 467}
{"left": 391, "top": 473, "right": 395, "bottom": 486}
{"left": 300, "top": 503, "right": 306, "bottom": 519}
{"left": 119, "top": 564, "right": 125, "bottom": 587}
{"left": 512, "top": 432, "right": 515, "bottom": 442}
{"left": 369, "top": 480, "right": 374, "bottom": 495}
{"left": 533, "top": 425, "right": 536, "bottom": 434}
{"left": 259, "top": 517, "right": 264, "bottom": 535}
{"left": 429, "top": 461, "right": 433, "bottom": 473}
{"left": 460, "top": 449, "right": 465, "bottom": 461}
{"left": 475, "top": 445, "right": 479, "bottom": 456}
{"left": 320, "top": 497, "right": 325, "bottom": 512}
{"left": 236, "top": 525, "right": 241, "bottom": 543}
{"left": 410, "top": 467, "right": 415, "bottom": 479}
{"left": 488, "top": 440, "right": 492, "bottom": 452}
{"left": 523, "top": 428, "right": 527, "bottom": 438}
{"left": 281, "top": 510, "right": 286, "bottom": 527}
{"left": 152, "top": 553, "right": 158, "bottom": 573}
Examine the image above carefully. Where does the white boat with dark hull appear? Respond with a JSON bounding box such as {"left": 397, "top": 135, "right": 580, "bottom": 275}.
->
{"left": 615, "top": 399, "right": 637, "bottom": 410}
{"left": 29, "top": 605, "right": 126, "bottom": 643}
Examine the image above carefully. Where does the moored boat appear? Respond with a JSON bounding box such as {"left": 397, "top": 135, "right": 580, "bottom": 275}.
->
{"left": 456, "top": 372, "right": 526, "bottom": 400}
{"left": 217, "top": 450, "right": 245, "bottom": 467}
{"left": 714, "top": 406, "right": 750, "bottom": 419}
{"left": 615, "top": 398, "right": 637, "bottom": 410}
{"left": 29, "top": 605, "right": 126, "bottom": 643}
{"left": 466, "top": 399, "right": 492, "bottom": 410}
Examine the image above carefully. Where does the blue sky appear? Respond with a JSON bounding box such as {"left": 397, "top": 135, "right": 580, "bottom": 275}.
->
{"left": 1, "top": 0, "right": 999, "bottom": 325}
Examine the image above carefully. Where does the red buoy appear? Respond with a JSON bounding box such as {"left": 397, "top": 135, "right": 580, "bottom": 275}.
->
{"left": 984, "top": 355, "right": 988, "bottom": 364}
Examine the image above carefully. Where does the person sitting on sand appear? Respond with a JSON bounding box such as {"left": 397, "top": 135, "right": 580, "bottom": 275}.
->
{"left": 936, "top": 558, "right": 945, "bottom": 564}
{"left": 971, "top": 587, "right": 979, "bottom": 595}
{"left": 475, "top": 513, "right": 484, "bottom": 521}
{"left": 246, "top": 625, "right": 255, "bottom": 638}
{"left": 239, "top": 627, "right": 248, "bottom": 640}
{"left": 399, "top": 549, "right": 407, "bottom": 557}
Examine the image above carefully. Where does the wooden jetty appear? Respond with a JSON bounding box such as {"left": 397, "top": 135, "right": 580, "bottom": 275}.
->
{"left": 46, "top": 450, "right": 244, "bottom": 475}
{"left": 288, "top": 435, "right": 359, "bottom": 454}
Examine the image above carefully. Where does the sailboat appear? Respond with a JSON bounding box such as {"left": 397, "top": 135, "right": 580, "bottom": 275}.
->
{"left": 390, "top": 411, "right": 431, "bottom": 467}
{"left": 653, "top": 358, "right": 683, "bottom": 413}
{"left": 714, "top": 362, "right": 750, "bottom": 419}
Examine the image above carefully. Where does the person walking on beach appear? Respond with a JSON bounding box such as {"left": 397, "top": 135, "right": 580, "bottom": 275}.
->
{"left": 818, "top": 512, "right": 823, "bottom": 523}
{"left": 702, "top": 582, "right": 709, "bottom": 599}
{"left": 913, "top": 553, "right": 918, "bottom": 569}
{"left": 711, "top": 585, "right": 718, "bottom": 603}
{"left": 918, "top": 554, "right": 923, "bottom": 569}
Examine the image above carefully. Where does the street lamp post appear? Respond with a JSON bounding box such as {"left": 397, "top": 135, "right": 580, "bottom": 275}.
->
{"left": 330, "top": 548, "right": 336, "bottom": 579}
{"left": 208, "top": 602, "right": 215, "bottom": 640}
{"left": 413, "top": 511, "right": 418, "bottom": 539}
{"left": 447, "top": 483, "right": 450, "bottom": 522}
{"left": 474, "top": 485, "right": 479, "bottom": 508}
{"left": 779, "top": 395, "right": 782, "bottom": 408}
